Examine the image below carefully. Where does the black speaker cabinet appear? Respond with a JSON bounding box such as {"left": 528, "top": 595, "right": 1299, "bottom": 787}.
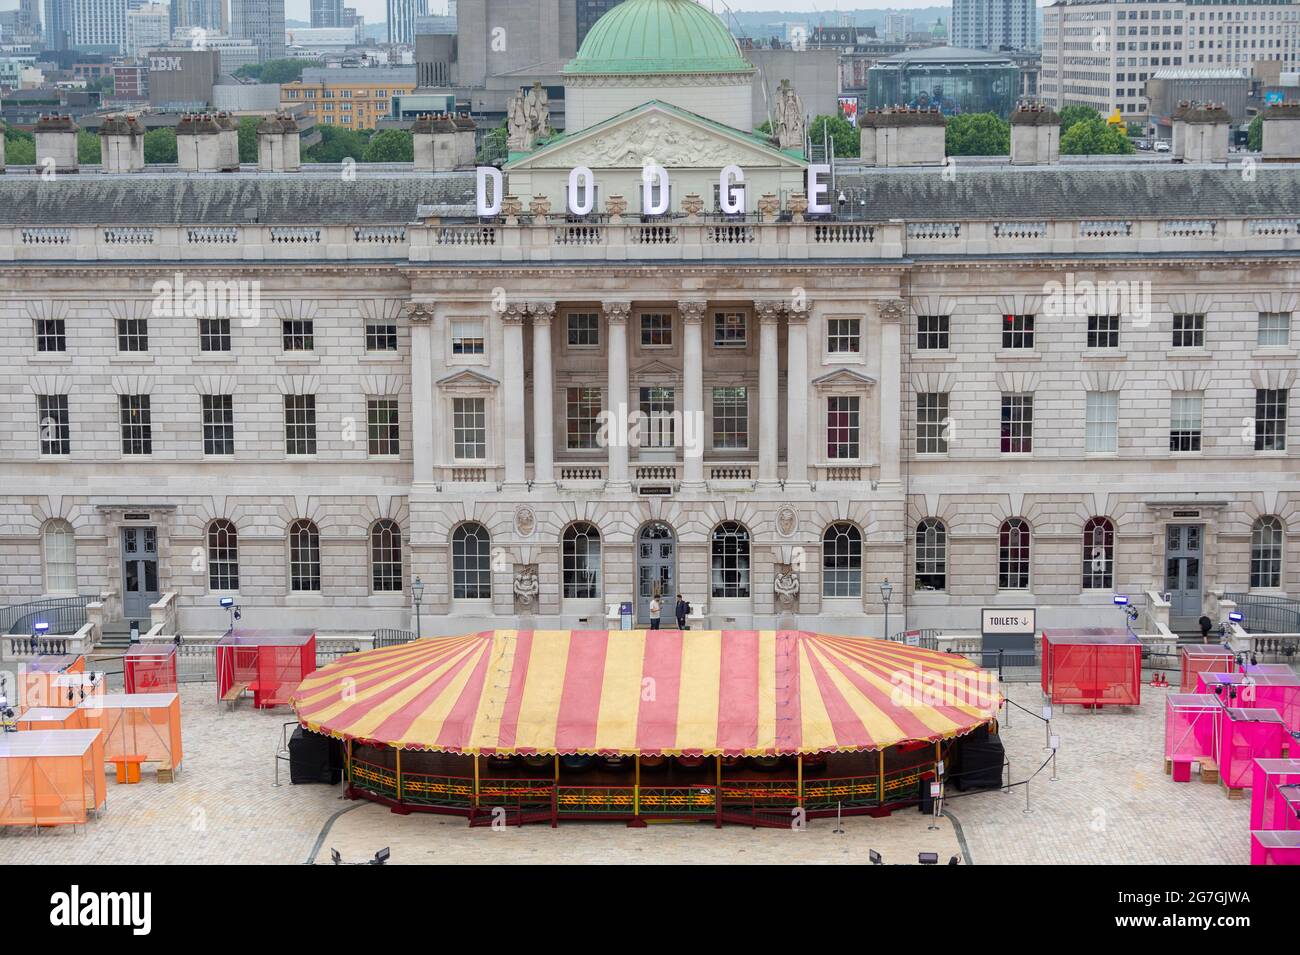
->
{"left": 288, "top": 726, "right": 342, "bottom": 784}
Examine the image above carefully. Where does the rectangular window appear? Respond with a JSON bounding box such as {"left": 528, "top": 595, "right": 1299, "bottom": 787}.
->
{"left": 37, "top": 395, "right": 70, "bottom": 455}
{"left": 117, "top": 318, "right": 148, "bottom": 352}
{"left": 451, "top": 319, "right": 485, "bottom": 356}
{"left": 917, "top": 315, "right": 949, "bottom": 350}
{"left": 200, "top": 318, "right": 232, "bottom": 352}
{"left": 827, "top": 317, "right": 862, "bottom": 355}
{"left": 36, "top": 318, "right": 66, "bottom": 352}
{"left": 1172, "top": 313, "right": 1204, "bottom": 348}
{"left": 282, "top": 319, "right": 314, "bottom": 351}
{"left": 711, "top": 386, "right": 748, "bottom": 450}
{"left": 827, "top": 396, "right": 861, "bottom": 459}
{"left": 284, "top": 395, "right": 317, "bottom": 455}
{"left": 566, "top": 386, "right": 602, "bottom": 450}
{"left": 1001, "top": 314, "right": 1034, "bottom": 350}
{"left": 202, "top": 394, "right": 234, "bottom": 456}
{"left": 713, "top": 312, "right": 747, "bottom": 348}
{"left": 367, "top": 398, "right": 400, "bottom": 456}
{"left": 916, "top": 393, "right": 949, "bottom": 454}
{"left": 1087, "top": 314, "right": 1121, "bottom": 349}
{"left": 1000, "top": 394, "right": 1033, "bottom": 453}
{"left": 453, "top": 397, "right": 487, "bottom": 459}
{"left": 1085, "top": 391, "right": 1119, "bottom": 452}
{"left": 638, "top": 386, "right": 676, "bottom": 448}
{"left": 1255, "top": 388, "right": 1289, "bottom": 451}
{"left": 119, "top": 395, "right": 152, "bottom": 455}
{"left": 639, "top": 312, "right": 673, "bottom": 347}
{"left": 365, "top": 321, "right": 398, "bottom": 352}
{"left": 567, "top": 312, "right": 600, "bottom": 348}
{"left": 1258, "top": 311, "right": 1292, "bottom": 347}
{"left": 1170, "top": 392, "right": 1203, "bottom": 452}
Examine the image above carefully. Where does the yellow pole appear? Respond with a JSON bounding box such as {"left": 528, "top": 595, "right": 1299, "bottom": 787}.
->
{"left": 634, "top": 754, "right": 640, "bottom": 817}
{"left": 554, "top": 754, "right": 559, "bottom": 783}
{"left": 473, "top": 752, "right": 481, "bottom": 808}
{"left": 346, "top": 739, "right": 352, "bottom": 786}
{"left": 797, "top": 755, "right": 804, "bottom": 805}
{"left": 395, "top": 748, "right": 402, "bottom": 801}
{"left": 878, "top": 749, "right": 885, "bottom": 806}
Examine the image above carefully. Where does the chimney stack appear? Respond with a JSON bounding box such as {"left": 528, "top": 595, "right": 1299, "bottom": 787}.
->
{"left": 413, "top": 113, "right": 459, "bottom": 171}
{"left": 177, "top": 113, "right": 237, "bottom": 172}
{"left": 858, "top": 107, "right": 946, "bottom": 167}
{"left": 256, "top": 113, "right": 301, "bottom": 172}
{"left": 1171, "top": 103, "right": 1231, "bottom": 162}
{"left": 98, "top": 114, "right": 146, "bottom": 173}
{"left": 1261, "top": 102, "right": 1300, "bottom": 162}
{"left": 1009, "top": 103, "right": 1061, "bottom": 165}
{"left": 34, "top": 114, "right": 79, "bottom": 174}
{"left": 454, "top": 112, "right": 478, "bottom": 167}
{"left": 215, "top": 111, "right": 241, "bottom": 169}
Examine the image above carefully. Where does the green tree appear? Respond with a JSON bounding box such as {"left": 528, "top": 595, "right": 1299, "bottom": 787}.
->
{"left": 259, "top": 58, "right": 319, "bottom": 85}
{"left": 808, "top": 114, "right": 858, "bottom": 158}
{"left": 1249, "top": 113, "right": 1263, "bottom": 152}
{"left": 1060, "top": 117, "right": 1136, "bottom": 155}
{"left": 945, "top": 112, "right": 1010, "bottom": 156}
{"left": 77, "top": 130, "right": 101, "bottom": 164}
{"left": 238, "top": 116, "right": 260, "bottom": 163}
{"left": 362, "top": 128, "right": 414, "bottom": 163}
{"left": 303, "top": 125, "right": 371, "bottom": 163}
{"left": 143, "top": 128, "right": 178, "bottom": 164}
{"left": 234, "top": 64, "right": 263, "bottom": 81}
{"left": 4, "top": 129, "right": 36, "bottom": 165}
{"left": 1059, "top": 104, "right": 1102, "bottom": 132}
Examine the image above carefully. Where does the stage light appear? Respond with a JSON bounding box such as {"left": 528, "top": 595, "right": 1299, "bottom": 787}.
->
{"left": 219, "top": 597, "right": 235, "bottom": 609}
{"left": 1228, "top": 611, "right": 1244, "bottom": 624}
{"left": 918, "top": 852, "right": 939, "bottom": 865}
{"left": 34, "top": 621, "right": 49, "bottom": 634}
{"left": 1112, "top": 594, "right": 1129, "bottom": 606}
{"left": 373, "top": 847, "right": 390, "bottom": 865}
{"left": 869, "top": 849, "right": 883, "bottom": 865}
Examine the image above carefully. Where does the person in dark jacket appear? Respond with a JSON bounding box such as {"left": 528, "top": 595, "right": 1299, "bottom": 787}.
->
{"left": 1198, "top": 614, "right": 1213, "bottom": 642}
{"left": 675, "top": 594, "right": 689, "bottom": 630}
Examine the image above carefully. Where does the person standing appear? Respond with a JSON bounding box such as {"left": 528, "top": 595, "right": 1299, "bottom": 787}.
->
{"left": 675, "top": 593, "right": 689, "bottom": 630}
{"left": 649, "top": 595, "right": 662, "bottom": 630}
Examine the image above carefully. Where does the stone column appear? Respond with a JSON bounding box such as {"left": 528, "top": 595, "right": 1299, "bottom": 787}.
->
{"left": 603, "top": 301, "right": 632, "bottom": 489}
{"left": 502, "top": 303, "right": 528, "bottom": 484}
{"left": 756, "top": 300, "right": 783, "bottom": 485}
{"left": 785, "top": 301, "right": 811, "bottom": 485}
{"left": 878, "top": 299, "right": 904, "bottom": 486}
{"left": 680, "top": 299, "right": 707, "bottom": 489}
{"left": 406, "top": 303, "right": 435, "bottom": 483}
{"left": 529, "top": 302, "right": 556, "bottom": 486}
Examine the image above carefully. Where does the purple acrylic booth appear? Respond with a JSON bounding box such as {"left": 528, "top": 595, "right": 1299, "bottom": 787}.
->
{"left": 1219, "top": 708, "right": 1287, "bottom": 789}
{"left": 1242, "top": 664, "right": 1295, "bottom": 677}
{"left": 1250, "top": 830, "right": 1300, "bottom": 865}
{"left": 1249, "top": 759, "right": 1300, "bottom": 830}
{"left": 1164, "top": 694, "right": 1220, "bottom": 780}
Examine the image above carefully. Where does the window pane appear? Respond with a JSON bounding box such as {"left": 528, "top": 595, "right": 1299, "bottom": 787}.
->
{"left": 711, "top": 386, "right": 748, "bottom": 450}
{"left": 821, "top": 523, "right": 862, "bottom": 597}
{"left": 1085, "top": 391, "right": 1118, "bottom": 453}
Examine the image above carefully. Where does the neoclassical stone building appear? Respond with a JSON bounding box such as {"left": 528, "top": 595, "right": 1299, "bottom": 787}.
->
{"left": 0, "top": 0, "right": 1297, "bottom": 637}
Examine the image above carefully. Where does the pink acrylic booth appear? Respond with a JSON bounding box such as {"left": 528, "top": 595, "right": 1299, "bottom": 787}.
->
{"left": 1181, "top": 647, "right": 1236, "bottom": 693}
{"left": 1164, "top": 694, "right": 1220, "bottom": 781}
{"left": 1249, "top": 757, "right": 1300, "bottom": 831}
{"left": 1198, "top": 671, "right": 1300, "bottom": 734}
{"left": 1242, "top": 663, "right": 1295, "bottom": 677}
{"left": 123, "top": 643, "right": 178, "bottom": 694}
{"left": 1041, "top": 629, "right": 1142, "bottom": 708}
{"left": 215, "top": 629, "right": 316, "bottom": 708}
{"left": 1219, "top": 707, "right": 1288, "bottom": 789}
{"left": 1250, "top": 830, "right": 1300, "bottom": 865}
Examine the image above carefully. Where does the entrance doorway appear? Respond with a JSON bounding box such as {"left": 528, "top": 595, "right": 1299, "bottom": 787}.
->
{"left": 121, "top": 526, "right": 160, "bottom": 621}
{"left": 636, "top": 522, "right": 676, "bottom": 625}
{"left": 1165, "top": 524, "right": 1204, "bottom": 621}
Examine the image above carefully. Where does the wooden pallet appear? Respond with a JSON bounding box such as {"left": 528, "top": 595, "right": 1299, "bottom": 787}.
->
{"left": 1220, "top": 776, "right": 1244, "bottom": 800}
{"left": 1200, "top": 758, "right": 1220, "bottom": 784}
{"left": 156, "top": 765, "right": 175, "bottom": 784}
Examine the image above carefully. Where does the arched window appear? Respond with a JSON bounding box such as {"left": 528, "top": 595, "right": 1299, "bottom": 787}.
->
{"left": 1082, "top": 517, "right": 1115, "bottom": 590}
{"left": 207, "top": 520, "right": 239, "bottom": 592}
{"left": 452, "top": 522, "right": 492, "bottom": 599}
{"left": 711, "top": 522, "right": 751, "bottom": 598}
{"left": 288, "top": 519, "right": 321, "bottom": 592}
{"left": 915, "top": 519, "right": 947, "bottom": 592}
{"left": 563, "top": 522, "right": 602, "bottom": 599}
{"left": 42, "top": 520, "right": 77, "bottom": 594}
{"left": 1251, "top": 516, "right": 1284, "bottom": 589}
{"left": 998, "top": 518, "right": 1031, "bottom": 590}
{"left": 371, "top": 520, "right": 403, "bottom": 593}
{"left": 822, "top": 522, "right": 862, "bottom": 597}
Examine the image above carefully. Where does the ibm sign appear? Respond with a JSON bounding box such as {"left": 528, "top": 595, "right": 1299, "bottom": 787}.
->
{"left": 150, "top": 57, "right": 185, "bottom": 73}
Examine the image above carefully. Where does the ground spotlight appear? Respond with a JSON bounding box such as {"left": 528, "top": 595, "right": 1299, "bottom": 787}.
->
{"left": 372, "top": 847, "right": 390, "bottom": 865}
{"left": 918, "top": 852, "right": 939, "bottom": 865}
{"left": 869, "top": 849, "right": 883, "bottom": 865}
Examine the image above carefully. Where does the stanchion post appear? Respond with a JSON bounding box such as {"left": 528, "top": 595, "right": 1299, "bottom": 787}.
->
{"left": 634, "top": 754, "right": 640, "bottom": 819}
{"left": 797, "top": 754, "right": 803, "bottom": 808}
{"left": 1023, "top": 778, "right": 1033, "bottom": 814}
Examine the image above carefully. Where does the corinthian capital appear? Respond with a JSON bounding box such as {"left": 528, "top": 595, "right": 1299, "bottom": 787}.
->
{"left": 527, "top": 301, "right": 557, "bottom": 325}
{"left": 754, "top": 300, "right": 785, "bottom": 324}
{"left": 602, "top": 300, "right": 632, "bottom": 325}
{"left": 678, "top": 300, "right": 708, "bottom": 324}
{"left": 501, "top": 301, "right": 529, "bottom": 325}
{"left": 404, "top": 302, "right": 434, "bottom": 323}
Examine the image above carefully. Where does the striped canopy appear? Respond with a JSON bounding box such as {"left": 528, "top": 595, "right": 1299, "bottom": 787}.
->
{"left": 291, "top": 630, "right": 1001, "bottom": 757}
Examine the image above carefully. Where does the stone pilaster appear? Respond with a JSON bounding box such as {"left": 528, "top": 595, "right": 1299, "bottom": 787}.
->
{"left": 679, "top": 299, "right": 707, "bottom": 489}
{"left": 603, "top": 301, "right": 632, "bottom": 490}
{"left": 529, "top": 302, "right": 556, "bottom": 486}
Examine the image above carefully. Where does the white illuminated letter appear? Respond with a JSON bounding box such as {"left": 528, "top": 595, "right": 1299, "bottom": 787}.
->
{"left": 720, "top": 165, "right": 745, "bottom": 215}
{"left": 476, "top": 166, "right": 503, "bottom": 217}
{"left": 568, "top": 166, "right": 596, "bottom": 215}
{"left": 642, "top": 163, "right": 670, "bottom": 216}
{"left": 807, "top": 164, "right": 832, "bottom": 214}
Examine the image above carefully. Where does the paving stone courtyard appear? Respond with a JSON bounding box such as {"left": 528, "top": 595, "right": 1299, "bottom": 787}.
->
{"left": 0, "top": 679, "right": 1256, "bottom": 865}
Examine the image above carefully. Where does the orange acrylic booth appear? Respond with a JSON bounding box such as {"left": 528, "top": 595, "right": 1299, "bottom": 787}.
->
{"left": 16, "top": 707, "right": 87, "bottom": 731}
{"left": 1041, "top": 628, "right": 1142, "bottom": 708}
{"left": 80, "top": 693, "right": 183, "bottom": 777}
{"left": 0, "top": 730, "right": 106, "bottom": 827}
{"left": 19, "top": 654, "right": 85, "bottom": 707}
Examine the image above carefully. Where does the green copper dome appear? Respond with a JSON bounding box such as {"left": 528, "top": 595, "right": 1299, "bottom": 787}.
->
{"left": 564, "top": 0, "right": 753, "bottom": 76}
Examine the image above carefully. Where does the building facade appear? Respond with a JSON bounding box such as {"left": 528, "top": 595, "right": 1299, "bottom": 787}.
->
{"left": 281, "top": 66, "right": 417, "bottom": 128}
{"left": 125, "top": 2, "right": 168, "bottom": 57}
{"left": 387, "top": 0, "right": 427, "bottom": 45}
{"left": 952, "top": 0, "right": 1040, "bottom": 52}
{"left": 229, "top": 0, "right": 284, "bottom": 64}
{"left": 311, "top": 0, "right": 344, "bottom": 29}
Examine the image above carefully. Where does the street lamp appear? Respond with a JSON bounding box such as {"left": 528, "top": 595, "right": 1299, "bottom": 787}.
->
{"left": 412, "top": 576, "right": 425, "bottom": 640}
{"left": 879, "top": 578, "right": 893, "bottom": 639}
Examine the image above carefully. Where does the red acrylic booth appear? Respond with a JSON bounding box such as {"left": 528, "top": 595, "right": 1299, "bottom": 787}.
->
{"left": 1180, "top": 647, "right": 1236, "bottom": 693}
{"left": 1218, "top": 707, "right": 1288, "bottom": 790}
{"left": 123, "top": 643, "right": 178, "bottom": 694}
{"left": 1041, "top": 629, "right": 1142, "bottom": 707}
{"left": 1250, "top": 759, "right": 1300, "bottom": 831}
{"left": 216, "top": 629, "right": 316, "bottom": 708}
{"left": 0, "top": 729, "right": 106, "bottom": 827}
{"left": 1164, "top": 693, "right": 1220, "bottom": 781}
{"left": 1250, "top": 830, "right": 1300, "bottom": 865}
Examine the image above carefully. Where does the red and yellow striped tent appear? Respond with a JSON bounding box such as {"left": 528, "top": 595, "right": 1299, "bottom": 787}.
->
{"left": 291, "top": 630, "right": 1001, "bottom": 757}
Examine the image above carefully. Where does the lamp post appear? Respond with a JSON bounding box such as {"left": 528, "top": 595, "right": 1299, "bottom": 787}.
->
{"left": 880, "top": 578, "right": 893, "bottom": 640}
{"left": 412, "top": 576, "right": 424, "bottom": 640}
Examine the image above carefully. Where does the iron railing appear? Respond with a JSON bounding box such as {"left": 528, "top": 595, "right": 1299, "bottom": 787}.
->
{"left": 372, "top": 628, "right": 417, "bottom": 648}
{"left": 0, "top": 596, "right": 95, "bottom": 635}
{"left": 1221, "top": 594, "right": 1300, "bottom": 635}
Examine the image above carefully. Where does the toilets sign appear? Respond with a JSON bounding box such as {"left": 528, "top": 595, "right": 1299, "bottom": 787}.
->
{"left": 981, "top": 609, "right": 1036, "bottom": 637}
{"left": 475, "top": 163, "right": 834, "bottom": 218}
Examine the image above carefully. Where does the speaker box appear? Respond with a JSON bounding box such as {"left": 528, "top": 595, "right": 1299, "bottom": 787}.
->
{"left": 288, "top": 726, "right": 342, "bottom": 784}
{"left": 949, "top": 725, "right": 1005, "bottom": 792}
